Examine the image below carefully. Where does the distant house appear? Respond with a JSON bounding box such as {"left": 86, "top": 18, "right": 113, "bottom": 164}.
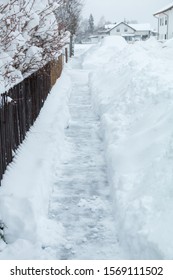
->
{"left": 99, "top": 22, "right": 152, "bottom": 42}
{"left": 109, "top": 22, "right": 136, "bottom": 41}
{"left": 153, "top": 2, "right": 173, "bottom": 40}
{"left": 130, "top": 23, "right": 152, "bottom": 40}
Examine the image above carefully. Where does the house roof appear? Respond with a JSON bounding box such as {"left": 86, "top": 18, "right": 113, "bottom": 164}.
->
{"left": 105, "top": 22, "right": 151, "bottom": 32}
{"left": 129, "top": 23, "right": 151, "bottom": 31}
{"left": 153, "top": 2, "right": 173, "bottom": 15}
{"left": 109, "top": 22, "right": 136, "bottom": 32}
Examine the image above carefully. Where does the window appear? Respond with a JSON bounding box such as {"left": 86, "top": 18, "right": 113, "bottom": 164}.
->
{"left": 165, "top": 34, "right": 167, "bottom": 39}
{"left": 117, "top": 28, "right": 120, "bottom": 32}
{"left": 124, "top": 28, "right": 128, "bottom": 32}
{"left": 160, "top": 17, "right": 164, "bottom": 26}
{"left": 165, "top": 17, "right": 167, "bottom": 25}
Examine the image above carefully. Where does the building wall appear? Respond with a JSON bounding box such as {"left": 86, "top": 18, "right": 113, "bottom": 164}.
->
{"left": 157, "top": 9, "right": 173, "bottom": 40}
{"left": 110, "top": 23, "right": 135, "bottom": 36}
{"left": 135, "top": 30, "right": 150, "bottom": 36}
{"left": 168, "top": 8, "right": 173, "bottom": 39}
{"left": 158, "top": 13, "right": 168, "bottom": 40}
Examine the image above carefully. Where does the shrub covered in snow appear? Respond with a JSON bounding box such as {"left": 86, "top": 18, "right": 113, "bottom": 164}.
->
{"left": 0, "top": 0, "right": 70, "bottom": 93}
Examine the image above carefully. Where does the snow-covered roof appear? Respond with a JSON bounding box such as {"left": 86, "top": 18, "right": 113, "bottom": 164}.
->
{"left": 129, "top": 23, "right": 151, "bottom": 31}
{"left": 108, "top": 22, "right": 136, "bottom": 31}
{"left": 105, "top": 22, "right": 151, "bottom": 32}
{"left": 154, "top": 2, "right": 173, "bottom": 15}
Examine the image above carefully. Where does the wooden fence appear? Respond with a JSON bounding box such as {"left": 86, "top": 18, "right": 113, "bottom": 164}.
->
{"left": 0, "top": 54, "right": 65, "bottom": 183}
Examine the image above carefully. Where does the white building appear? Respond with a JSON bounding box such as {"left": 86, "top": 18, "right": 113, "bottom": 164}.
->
{"left": 109, "top": 22, "right": 135, "bottom": 41}
{"left": 101, "top": 22, "right": 152, "bottom": 42}
{"left": 153, "top": 2, "right": 173, "bottom": 40}
{"left": 130, "top": 23, "right": 152, "bottom": 40}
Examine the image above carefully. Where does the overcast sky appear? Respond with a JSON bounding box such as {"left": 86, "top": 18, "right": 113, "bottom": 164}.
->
{"left": 82, "top": 0, "right": 169, "bottom": 28}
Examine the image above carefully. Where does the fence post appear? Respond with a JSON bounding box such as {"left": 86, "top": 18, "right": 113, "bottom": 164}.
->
{"left": 65, "top": 47, "right": 68, "bottom": 63}
{"left": 69, "top": 35, "right": 74, "bottom": 57}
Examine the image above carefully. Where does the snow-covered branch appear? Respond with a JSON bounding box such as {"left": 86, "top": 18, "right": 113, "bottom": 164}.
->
{"left": 0, "top": 0, "right": 70, "bottom": 93}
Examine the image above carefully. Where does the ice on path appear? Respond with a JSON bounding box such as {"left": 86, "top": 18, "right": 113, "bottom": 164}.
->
{"left": 48, "top": 55, "right": 127, "bottom": 259}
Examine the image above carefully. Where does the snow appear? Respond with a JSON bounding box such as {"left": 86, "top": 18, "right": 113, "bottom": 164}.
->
{"left": 0, "top": 0, "right": 67, "bottom": 95}
{"left": 26, "top": 13, "right": 40, "bottom": 32}
{"left": 1, "top": 37, "right": 173, "bottom": 260}
{"left": 47, "top": 57, "right": 127, "bottom": 259}
{"left": 23, "top": 46, "right": 43, "bottom": 72}
{"left": 83, "top": 36, "right": 173, "bottom": 259}
{"left": 154, "top": 2, "right": 173, "bottom": 15}
{"left": 163, "top": 38, "right": 173, "bottom": 48}
{"left": 129, "top": 23, "right": 151, "bottom": 31}
{"left": 0, "top": 70, "right": 72, "bottom": 259}
{"left": 0, "top": 44, "right": 128, "bottom": 260}
{"left": 83, "top": 36, "right": 127, "bottom": 69}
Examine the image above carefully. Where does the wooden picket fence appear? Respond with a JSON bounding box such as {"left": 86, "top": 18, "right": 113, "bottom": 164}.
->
{"left": 0, "top": 52, "right": 68, "bottom": 183}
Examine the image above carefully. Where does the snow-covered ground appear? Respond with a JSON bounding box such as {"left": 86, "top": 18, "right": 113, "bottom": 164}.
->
{"left": 0, "top": 37, "right": 173, "bottom": 259}
{"left": 84, "top": 37, "right": 173, "bottom": 259}
{"left": 0, "top": 43, "right": 129, "bottom": 259}
{"left": 48, "top": 62, "right": 127, "bottom": 260}
{"left": 0, "top": 70, "right": 72, "bottom": 259}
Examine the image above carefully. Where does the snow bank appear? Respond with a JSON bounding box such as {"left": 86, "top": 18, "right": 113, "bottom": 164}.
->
{"left": 163, "top": 38, "right": 173, "bottom": 48}
{"left": 0, "top": 70, "right": 72, "bottom": 259}
{"left": 84, "top": 37, "right": 173, "bottom": 259}
{"left": 83, "top": 36, "right": 127, "bottom": 69}
{"left": 101, "top": 36, "right": 127, "bottom": 48}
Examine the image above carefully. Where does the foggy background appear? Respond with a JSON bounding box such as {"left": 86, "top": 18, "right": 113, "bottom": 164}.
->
{"left": 82, "top": 0, "right": 170, "bottom": 28}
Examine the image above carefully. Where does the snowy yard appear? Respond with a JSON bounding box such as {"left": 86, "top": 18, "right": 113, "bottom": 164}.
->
{"left": 0, "top": 36, "right": 173, "bottom": 259}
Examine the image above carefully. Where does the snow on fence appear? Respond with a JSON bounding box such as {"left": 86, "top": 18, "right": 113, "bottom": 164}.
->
{"left": 0, "top": 54, "right": 65, "bottom": 183}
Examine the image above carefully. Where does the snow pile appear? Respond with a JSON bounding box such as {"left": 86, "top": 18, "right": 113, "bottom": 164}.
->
{"left": 0, "top": 0, "right": 69, "bottom": 94}
{"left": 163, "top": 38, "right": 173, "bottom": 48}
{"left": 0, "top": 70, "right": 72, "bottom": 259}
{"left": 83, "top": 36, "right": 127, "bottom": 69}
{"left": 85, "top": 36, "right": 173, "bottom": 259}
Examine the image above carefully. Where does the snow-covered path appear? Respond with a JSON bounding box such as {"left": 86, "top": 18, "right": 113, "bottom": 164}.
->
{"left": 48, "top": 56, "right": 126, "bottom": 259}
{"left": 1, "top": 39, "right": 173, "bottom": 260}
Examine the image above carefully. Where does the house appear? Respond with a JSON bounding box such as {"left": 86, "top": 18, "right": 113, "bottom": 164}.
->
{"left": 130, "top": 23, "right": 152, "bottom": 40}
{"left": 153, "top": 2, "right": 173, "bottom": 40}
{"left": 108, "top": 22, "right": 136, "bottom": 41}
{"left": 99, "top": 22, "right": 152, "bottom": 42}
